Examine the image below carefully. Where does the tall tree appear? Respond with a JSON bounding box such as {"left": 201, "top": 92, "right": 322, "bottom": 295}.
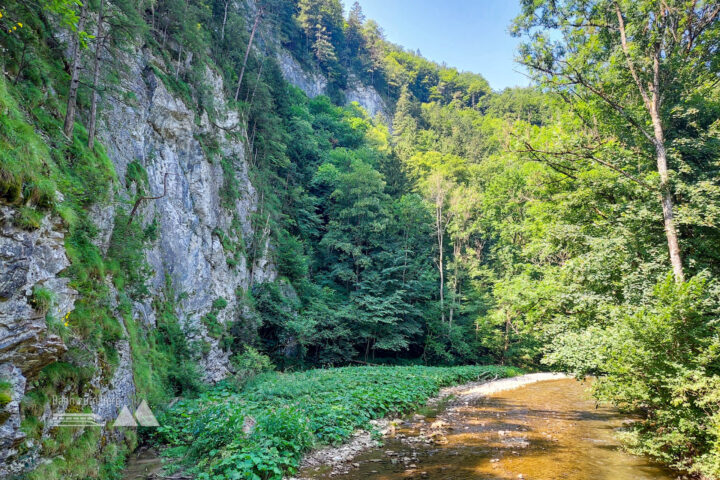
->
{"left": 62, "top": 1, "right": 87, "bottom": 138}
{"left": 345, "top": 1, "right": 365, "bottom": 52}
{"left": 313, "top": 24, "right": 337, "bottom": 71}
{"left": 514, "top": 0, "right": 720, "bottom": 282}
{"left": 425, "top": 170, "right": 454, "bottom": 325}
{"left": 234, "top": 4, "right": 263, "bottom": 102}
{"left": 87, "top": 0, "right": 104, "bottom": 149}
{"left": 392, "top": 85, "right": 418, "bottom": 162}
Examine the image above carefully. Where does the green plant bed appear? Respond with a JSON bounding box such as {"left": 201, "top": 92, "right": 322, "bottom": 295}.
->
{"left": 156, "top": 365, "right": 522, "bottom": 479}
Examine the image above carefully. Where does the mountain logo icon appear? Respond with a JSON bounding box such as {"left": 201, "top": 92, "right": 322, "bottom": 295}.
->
{"left": 112, "top": 400, "right": 159, "bottom": 427}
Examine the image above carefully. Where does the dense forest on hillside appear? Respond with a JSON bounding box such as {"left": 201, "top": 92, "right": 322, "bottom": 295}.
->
{"left": 0, "top": 0, "right": 719, "bottom": 479}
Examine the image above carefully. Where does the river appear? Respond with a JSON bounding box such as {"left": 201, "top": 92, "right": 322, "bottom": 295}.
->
{"left": 297, "top": 377, "right": 676, "bottom": 480}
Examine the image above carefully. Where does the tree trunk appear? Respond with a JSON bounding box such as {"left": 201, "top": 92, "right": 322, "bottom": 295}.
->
{"left": 436, "top": 205, "right": 445, "bottom": 324}
{"left": 88, "top": 0, "right": 105, "bottom": 150}
{"left": 502, "top": 311, "right": 510, "bottom": 365}
{"left": 63, "top": 4, "right": 88, "bottom": 139}
{"left": 651, "top": 119, "right": 684, "bottom": 282}
{"left": 650, "top": 50, "right": 685, "bottom": 283}
{"left": 616, "top": 5, "right": 685, "bottom": 283}
{"left": 449, "top": 240, "right": 460, "bottom": 328}
{"left": 13, "top": 42, "right": 27, "bottom": 86}
{"left": 221, "top": 0, "right": 230, "bottom": 41}
{"left": 234, "top": 7, "right": 263, "bottom": 102}
{"left": 245, "top": 57, "right": 265, "bottom": 108}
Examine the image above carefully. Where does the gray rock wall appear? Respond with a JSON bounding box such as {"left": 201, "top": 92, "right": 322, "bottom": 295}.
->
{"left": 0, "top": 43, "right": 274, "bottom": 475}
{"left": 96, "top": 46, "right": 276, "bottom": 382}
{"left": 0, "top": 209, "right": 71, "bottom": 473}
{"left": 277, "top": 50, "right": 390, "bottom": 122}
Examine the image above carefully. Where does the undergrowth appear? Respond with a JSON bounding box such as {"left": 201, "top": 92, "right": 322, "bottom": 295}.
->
{"left": 156, "top": 365, "right": 522, "bottom": 479}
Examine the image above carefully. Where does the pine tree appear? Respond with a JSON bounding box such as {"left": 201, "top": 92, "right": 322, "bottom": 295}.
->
{"left": 392, "top": 86, "right": 418, "bottom": 162}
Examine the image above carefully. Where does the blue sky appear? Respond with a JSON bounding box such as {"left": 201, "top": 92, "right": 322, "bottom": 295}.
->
{"left": 340, "top": 0, "right": 530, "bottom": 91}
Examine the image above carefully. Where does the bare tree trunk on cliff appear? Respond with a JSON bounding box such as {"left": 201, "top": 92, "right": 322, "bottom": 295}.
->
{"left": 88, "top": 0, "right": 105, "bottom": 150}
{"left": 221, "top": 0, "right": 230, "bottom": 41}
{"left": 63, "top": 3, "right": 87, "bottom": 138}
{"left": 234, "top": 6, "right": 264, "bottom": 102}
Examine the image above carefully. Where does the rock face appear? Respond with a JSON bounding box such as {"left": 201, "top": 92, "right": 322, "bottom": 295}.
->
{"left": 97, "top": 47, "right": 274, "bottom": 383}
{"left": 0, "top": 364, "right": 26, "bottom": 477}
{"left": 277, "top": 50, "right": 390, "bottom": 121}
{"left": 0, "top": 208, "right": 73, "bottom": 472}
{"left": 277, "top": 50, "right": 328, "bottom": 98}
{"left": 345, "top": 75, "right": 390, "bottom": 122}
{"left": 0, "top": 43, "right": 275, "bottom": 474}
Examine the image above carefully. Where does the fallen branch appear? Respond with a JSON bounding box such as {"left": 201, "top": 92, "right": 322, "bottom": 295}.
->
{"left": 127, "top": 172, "right": 175, "bottom": 225}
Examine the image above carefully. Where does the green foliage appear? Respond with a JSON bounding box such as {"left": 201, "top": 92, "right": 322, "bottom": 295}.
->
{"left": 156, "top": 365, "right": 521, "bottom": 479}
{"left": 505, "top": 2, "right": 720, "bottom": 476}
{"left": 125, "top": 160, "right": 149, "bottom": 194}
{"left": 571, "top": 276, "right": 720, "bottom": 476}
{"left": 219, "top": 156, "right": 241, "bottom": 209}
{"left": 30, "top": 286, "right": 54, "bottom": 315}
{"left": 201, "top": 296, "right": 231, "bottom": 340}
{"left": 14, "top": 206, "right": 45, "bottom": 230}
{"left": 106, "top": 211, "right": 154, "bottom": 297}
{"left": 231, "top": 346, "right": 275, "bottom": 381}
{"left": 24, "top": 427, "right": 123, "bottom": 480}
{"left": 153, "top": 275, "right": 206, "bottom": 398}
{"left": 212, "top": 297, "right": 228, "bottom": 310}
{"left": 276, "top": 230, "right": 309, "bottom": 281}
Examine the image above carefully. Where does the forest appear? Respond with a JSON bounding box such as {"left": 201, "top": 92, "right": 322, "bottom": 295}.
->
{"left": 0, "top": 0, "right": 719, "bottom": 479}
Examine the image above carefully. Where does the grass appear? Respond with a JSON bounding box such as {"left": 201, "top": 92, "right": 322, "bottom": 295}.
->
{"left": 14, "top": 206, "right": 46, "bottom": 229}
{"left": 0, "top": 379, "right": 13, "bottom": 407}
{"left": 156, "top": 365, "right": 522, "bottom": 479}
{"left": 30, "top": 286, "right": 54, "bottom": 315}
{"left": 0, "top": 74, "right": 55, "bottom": 207}
{"left": 0, "top": 74, "right": 115, "bottom": 213}
{"left": 25, "top": 426, "right": 133, "bottom": 480}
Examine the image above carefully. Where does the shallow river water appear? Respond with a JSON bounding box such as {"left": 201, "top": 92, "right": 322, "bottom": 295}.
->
{"left": 299, "top": 378, "right": 676, "bottom": 480}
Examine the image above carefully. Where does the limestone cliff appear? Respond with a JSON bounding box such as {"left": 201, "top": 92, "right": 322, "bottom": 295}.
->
{"left": 0, "top": 41, "right": 273, "bottom": 476}
{"left": 276, "top": 49, "right": 391, "bottom": 123}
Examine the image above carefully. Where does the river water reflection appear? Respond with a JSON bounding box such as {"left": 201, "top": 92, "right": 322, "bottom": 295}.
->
{"left": 300, "top": 378, "right": 676, "bottom": 480}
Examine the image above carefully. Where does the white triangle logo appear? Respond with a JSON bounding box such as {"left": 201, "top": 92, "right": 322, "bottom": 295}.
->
{"left": 113, "top": 406, "right": 138, "bottom": 427}
{"left": 134, "top": 400, "right": 159, "bottom": 427}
